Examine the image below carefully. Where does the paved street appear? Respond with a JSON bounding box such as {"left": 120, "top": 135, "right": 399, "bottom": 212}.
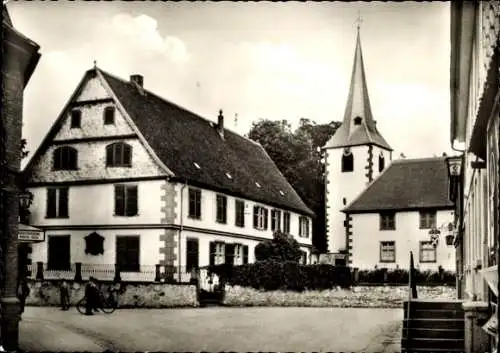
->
{"left": 20, "top": 306, "right": 402, "bottom": 352}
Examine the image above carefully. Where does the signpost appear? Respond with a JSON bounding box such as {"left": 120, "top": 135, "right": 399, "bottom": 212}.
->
{"left": 18, "top": 224, "right": 44, "bottom": 242}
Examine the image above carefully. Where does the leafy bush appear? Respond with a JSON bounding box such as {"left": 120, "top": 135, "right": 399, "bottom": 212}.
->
{"left": 218, "top": 261, "right": 351, "bottom": 291}
{"left": 356, "top": 268, "right": 455, "bottom": 285}
{"left": 254, "top": 232, "right": 303, "bottom": 263}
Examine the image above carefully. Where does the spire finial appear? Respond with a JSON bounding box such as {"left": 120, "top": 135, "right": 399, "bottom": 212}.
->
{"left": 355, "top": 10, "right": 363, "bottom": 32}
{"left": 93, "top": 60, "right": 97, "bottom": 68}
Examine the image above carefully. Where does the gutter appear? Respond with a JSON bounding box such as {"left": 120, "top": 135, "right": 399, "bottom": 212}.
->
{"left": 178, "top": 179, "right": 187, "bottom": 281}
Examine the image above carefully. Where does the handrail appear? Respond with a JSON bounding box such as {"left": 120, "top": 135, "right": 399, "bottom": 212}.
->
{"left": 406, "top": 251, "right": 418, "bottom": 351}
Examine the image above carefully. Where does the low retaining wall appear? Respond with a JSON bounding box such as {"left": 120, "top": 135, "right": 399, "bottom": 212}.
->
{"left": 25, "top": 280, "right": 198, "bottom": 308}
{"left": 222, "top": 285, "right": 456, "bottom": 308}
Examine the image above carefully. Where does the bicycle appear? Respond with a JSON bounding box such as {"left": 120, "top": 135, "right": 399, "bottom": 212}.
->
{"left": 76, "top": 288, "right": 118, "bottom": 314}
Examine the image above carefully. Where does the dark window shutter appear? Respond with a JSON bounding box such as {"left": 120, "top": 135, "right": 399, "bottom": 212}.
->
{"left": 126, "top": 186, "right": 138, "bottom": 216}
{"left": 243, "top": 245, "right": 249, "bottom": 264}
{"left": 253, "top": 206, "right": 258, "bottom": 228}
{"left": 188, "top": 189, "right": 195, "bottom": 218}
{"left": 106, "top": 145, "right": 114, "bottom": 166}
{"left": 123, "top": 144, "right": 132, "bottom": 166}
{"left": 114, "top": 143, "right": 122, "bottom": 166}
{"left": 70, "top": 148, "right": 77, "bottom": 169}
{"left": 209, "top": 242, "right": 216, "bottom": 266}
{"left": 264, "top": 209, "right": 268, "bottom": 229}
{"left": 47, "top": 188, "right": 57, "bottom": 218}
{"left": 225, "top": 243, "right": 235, "bottom": 265}
{"left": 196, "top": 190, "right": 201, "bottom": 218}
{"left": 58, "top": 188, "right": 69, "bottom": 218}
{"left": 115, "top": 185, "right": 125, "bottom": 215}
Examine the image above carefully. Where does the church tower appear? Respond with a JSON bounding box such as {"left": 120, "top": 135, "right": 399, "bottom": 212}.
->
{"left": 323, "top": 27, "right": 393, "bottom": 260}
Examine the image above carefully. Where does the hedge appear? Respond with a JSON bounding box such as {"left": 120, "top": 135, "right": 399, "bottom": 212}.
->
{"left": 206, "top": 262, "right": 455, "bottom": 292}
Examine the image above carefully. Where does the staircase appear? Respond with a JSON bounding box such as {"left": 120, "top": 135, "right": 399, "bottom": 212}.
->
{"left": 402, "top": 299, "right": 465, "bottom": 352}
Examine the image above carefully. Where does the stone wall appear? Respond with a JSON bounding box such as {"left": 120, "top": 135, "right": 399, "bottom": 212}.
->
{"left": 222, "top": 285, "right": 456, "bottom": 308}
{"left": 25, "top": 280, "right": 198, "bottom": 308}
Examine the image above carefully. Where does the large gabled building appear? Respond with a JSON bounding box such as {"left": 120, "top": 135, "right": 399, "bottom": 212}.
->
{"left": 23, "top": 66, "right": 314, "bottom": 282}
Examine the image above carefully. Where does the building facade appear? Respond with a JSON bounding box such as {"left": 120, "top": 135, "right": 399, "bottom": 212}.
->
{"left": 23, "top": 67, "right": 314, "bottom": 282}
{"left": 343, "top": 157, "right": 456, "bottom": 271}
{"left": 322, "top": 28, "right": 393, "bottom": 262}
{"left": 1, "top": 5, "right": 41, "bottom": 350}
{"left": 449, "top": 1, "right": 499, "bottom": 353}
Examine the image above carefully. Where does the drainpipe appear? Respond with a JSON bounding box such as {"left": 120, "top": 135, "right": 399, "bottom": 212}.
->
{"left": 178, "top": 180, "right": 187, "bottom": 282}
{"left": 452, "top": 145, "right": 465, "bottom": 299}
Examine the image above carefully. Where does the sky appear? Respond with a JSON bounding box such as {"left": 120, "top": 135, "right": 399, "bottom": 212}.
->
{"left": 7, "top": 1, "right": 453, "bottom": 167}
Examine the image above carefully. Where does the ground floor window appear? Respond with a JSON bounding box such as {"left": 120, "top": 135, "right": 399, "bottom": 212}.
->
{"left": 419, "top": 241, "right": 436, "bottom": 263}
{"left": 186, "top": 238, "right": 199, "bottom": 272}
{"left": 116, "top": 235, "right": 140, "bottom": 272}
{"left": 380, "top": 241, "right": 395, "bottom": 263}
{"left": 209, "top": 241, "right": 225, "bottom": 265}
{"left": 47, "top": 235, "right": 71, "bottom": 271}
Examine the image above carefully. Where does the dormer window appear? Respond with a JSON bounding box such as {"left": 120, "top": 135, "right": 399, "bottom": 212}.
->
{"left": 193, "top": 162, "right": 201, "bottom": 169}
{"left": 255, "top": 182, "right": 261, "bottom": 188}
{"left": 106, "top": 142, "right": 132, "bottom": 167}
{"left": 70, "top": 110, "right": 81, "bottom": 128}
{"left": 379, "top": 153, "right": 385, "bottom": 172}
{"left": 53, "top": 146, "right": 78, "bottom": 170}
{"left": 104, "top": 106, "right": 115, "bottom": 125}
{"left": 341, "top": 148, "right": 354, "bottom": 172}
{"left": 354, "top": 116, "right": 362, "bottom": 125}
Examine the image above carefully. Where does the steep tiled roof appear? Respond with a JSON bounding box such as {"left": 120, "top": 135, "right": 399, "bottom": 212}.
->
{"left": 343, "top": 157, "right": 454, "bottom": 213}
{"left": 324, "top": 31, "right": 392, "bottom": 151}
{"left": 99, "top": 69, "right": 313, "bottom": 216}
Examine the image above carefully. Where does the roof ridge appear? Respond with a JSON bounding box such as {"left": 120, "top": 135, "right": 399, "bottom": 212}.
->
{"left": 392, "top": 156, "right": 447, "bottom": 164}
{"left": 98, "top": 67, "right": 237, "bottom": 136}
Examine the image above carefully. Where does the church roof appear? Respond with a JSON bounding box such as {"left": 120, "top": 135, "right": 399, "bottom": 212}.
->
{"left": 324, "top": 30, "right": 392, "bottom": 151}
{"left": 342, "top": 157, "right": 454, "bottom": 213}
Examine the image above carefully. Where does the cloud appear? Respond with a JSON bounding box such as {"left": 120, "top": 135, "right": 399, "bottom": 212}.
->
{"left": 112, "top": 13, "right": 190, "bottom": 63}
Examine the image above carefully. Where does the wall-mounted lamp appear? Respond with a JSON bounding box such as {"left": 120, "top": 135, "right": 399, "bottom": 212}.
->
{"left": 446, "top": 155, "right": 463, "bottom": 202}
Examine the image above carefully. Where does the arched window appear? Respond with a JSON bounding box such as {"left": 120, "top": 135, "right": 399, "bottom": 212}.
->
{"left": 104, "top": 106, "right": 115, "bottom": 125}
{"left": 341, "top": 148, "right": 354, "bottom": 172}
{"left": 53, "top": 146, "right": 78, "bottom": 170}
{"left": 354, "top": 116, "right": 362, "bottom": 125}
{"left": 379, "top": 153, "right": 385, "bottom": 172}
{"left": 106, "top": 142, "right": 132, "bottom": 167}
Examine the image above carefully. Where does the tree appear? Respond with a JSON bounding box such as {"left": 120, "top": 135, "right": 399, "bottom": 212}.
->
{"left": 248, "top": 119, "right": 341, "bottom": 253}
{"left": 21, "top": 138, "right": 29, "bottom": 160}
{"left": 254, "top": 231, "right": 303, "bottom": 263}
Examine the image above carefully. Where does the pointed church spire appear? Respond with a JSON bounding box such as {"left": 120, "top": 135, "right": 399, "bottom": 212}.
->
{"left": 324, "top": 27, "right": 392, "bottom": 151}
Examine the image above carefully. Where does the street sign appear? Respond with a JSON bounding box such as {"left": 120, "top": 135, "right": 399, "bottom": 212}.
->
{"left": 18, "top": 224, "right": 45, "bottom": 242}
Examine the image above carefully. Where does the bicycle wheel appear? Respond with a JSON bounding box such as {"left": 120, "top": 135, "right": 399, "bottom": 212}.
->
{"left": 76, "top": 298, "right": 87, "bottom": 314}
{"left": 101, "top": 297, "right": 116, "bottom": 314}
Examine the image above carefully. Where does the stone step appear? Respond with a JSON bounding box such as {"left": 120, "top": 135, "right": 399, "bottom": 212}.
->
{"left": 401, "top": 337, "right": 464, "bottom": 350}
{"left": 403, "top": 318, "right": 464, "bottom": 330}
{"left": 404, "top": 308, "right": 464, "bottom": 319}
{"left": 402, "top": 327, "right": 464, "bottom": 340}
{"left": 404, "top": 300, "right": 463, "bottom": 312}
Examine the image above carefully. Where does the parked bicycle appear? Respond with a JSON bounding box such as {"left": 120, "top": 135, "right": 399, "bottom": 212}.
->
{"left": 76, "top": 286, "right": 119, "bottom": 315}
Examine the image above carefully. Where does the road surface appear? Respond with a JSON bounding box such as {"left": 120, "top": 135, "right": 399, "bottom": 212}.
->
{"left": 20, "top": 306, "right": 403, "bottom": 352}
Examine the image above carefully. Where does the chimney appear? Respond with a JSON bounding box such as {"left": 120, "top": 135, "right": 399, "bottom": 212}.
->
{"left": 130, "top": 74, "right": 143, "bottom": 87}
{"left": 217, "top": 109, "right": 224, "bottom": 138}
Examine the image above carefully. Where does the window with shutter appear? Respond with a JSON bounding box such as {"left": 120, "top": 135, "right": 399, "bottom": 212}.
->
{"left": 225, "top": 243, "right": 235, "bottom": 265}
{"left": 188, "top": 188, "right": 202, "bottom": 219}
{"left": 115, "top": 185, "right": 125, "bottom": 216}
{"left": 209, "top": 242, "right": 216, "bottom": 266}
{"left": 235, "top": 200, "right": 245, "bottom": 227}
{"left": 116, "top": 236, "right": 140, "bottom": 272}
{"left": 283, "top": 212, "right": 291, "bottom": 234}
{"left": 271, "top": 210, "right": 281, "bottom": 231}
{"left": 242, "top": 245, "right": 249, "bottom": 264}
{"left": 263, "top": 209, "right": 268, "bottom": 229}
{"left": 253, "top": 206, "right": 258, "bottom": 228}
{"left": 47, "top": 235, "right": 71, "bottom": 271}
{"left": 46, "top": 187, "right": 69, "bottom": 218}
{"left": 186, "top": 238, "right": 199, "bottom": 272}
{"left": 216, "top": 194, "right": 227, "bottom": 224}
{"left": 126, "top": 186, "right": 138, "bottom": 216}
